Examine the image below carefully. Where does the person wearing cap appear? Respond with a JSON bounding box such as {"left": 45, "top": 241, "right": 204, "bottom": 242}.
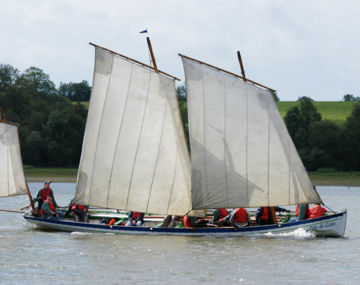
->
{"left": 33, "top": 180, "right": 58, "bottom": 212}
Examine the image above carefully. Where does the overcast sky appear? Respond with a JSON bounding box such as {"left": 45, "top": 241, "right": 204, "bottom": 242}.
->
{"left": 1, "top": 0, "right": 359, "bottom": 100}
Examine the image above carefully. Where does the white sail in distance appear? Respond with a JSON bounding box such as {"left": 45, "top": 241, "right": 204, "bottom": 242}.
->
{"left": 181, "top": 56, "right": 321, "bottom": 209}
{"left": 0, "top": 121, "right": 27, "bottom": 197}
{"left": 74, "top": 47, "right": 194, "bottom": 216}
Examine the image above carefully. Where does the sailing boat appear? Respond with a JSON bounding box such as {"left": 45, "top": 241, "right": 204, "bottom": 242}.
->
{"left": 0, "top": 111, "right": 35, "bottom": 213}
{"left": 24, "top": 41, "right": 347, "bottom": 237}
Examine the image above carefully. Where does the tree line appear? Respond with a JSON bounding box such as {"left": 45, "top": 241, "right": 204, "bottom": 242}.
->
{"left": 0, "top": 64, "right": 89, "bottom": 166}
{"left": 1, "top": 63, "right": 359, "bottom": 171}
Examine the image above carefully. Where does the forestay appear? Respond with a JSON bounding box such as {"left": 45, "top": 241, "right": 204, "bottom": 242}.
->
{"left": 74, "top": 47, "right": 194, "bottom": 216}
{"left": 0, "top": 122, "right": 27, "bottom": 197}
{"left": 181, "top": 56, "right": 321, "bottom": 209}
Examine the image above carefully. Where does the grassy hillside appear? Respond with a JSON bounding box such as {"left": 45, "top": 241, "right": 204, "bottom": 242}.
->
{"left": 277, "top": 101, "right": 357, "bottom": 125}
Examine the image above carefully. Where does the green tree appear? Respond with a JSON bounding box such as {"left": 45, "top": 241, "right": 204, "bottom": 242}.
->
{"left": 59, "top": 80, "right": 91, "bottom": 101}
{"left": 306, "top": 120, "right": 342, "bottom": 170}
{"left": 343, "top": 94, "right": 360, "bottom": 101}
{"left": 16, "top": 67, "right": 57, "bottom": 95}
{"left": 343, "top": 102, "right": 360, "bottom": 170}
{"left": 0, "top": 64, "right": 19, "bottom": 92}
{"left": 176, "top": 84, "right": 187, "bottom": 102}
{"left": 271, "top": 90, "right": 280, "bottom": 101}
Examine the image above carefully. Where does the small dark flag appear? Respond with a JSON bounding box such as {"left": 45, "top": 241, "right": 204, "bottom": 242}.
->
{"left": 139, "top": 29, "right": 148, "bottom": 34}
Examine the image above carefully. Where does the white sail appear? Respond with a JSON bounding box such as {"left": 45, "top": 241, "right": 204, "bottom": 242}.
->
{"left": 0, "top": 121, "right": 27, "bottom": 197}
{"left": 74, "top": 47, "right": 194, "bottom": 216}
{"left": 181, "top": 56, "right": 321, "bottom": 209}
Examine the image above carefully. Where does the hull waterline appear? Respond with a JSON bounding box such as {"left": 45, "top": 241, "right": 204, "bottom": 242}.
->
{"left": 24, "top": 210, "right": 347, "bottom": 237}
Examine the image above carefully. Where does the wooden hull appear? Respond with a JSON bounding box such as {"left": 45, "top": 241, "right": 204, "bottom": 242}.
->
{"left": 24, "top": 210, "right": 347, "bottom": 237}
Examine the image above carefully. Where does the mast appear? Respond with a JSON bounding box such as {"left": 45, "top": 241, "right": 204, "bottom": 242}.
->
{"left": 237, "top": 51, "right": 247, "bottom": 82}
{"left": 146, "top": 37, "right": 158, "bottom": 72}
{"left": 179, "top": 53, "right": 276, "bottom": 92}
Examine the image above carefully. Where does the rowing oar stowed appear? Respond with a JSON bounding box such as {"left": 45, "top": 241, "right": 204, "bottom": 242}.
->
{"left": 0, "top": 209, "right": 25, "bottom": 214}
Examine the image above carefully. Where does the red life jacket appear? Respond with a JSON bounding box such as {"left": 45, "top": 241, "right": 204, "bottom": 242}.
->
{"left": 41, "top": 188, "right": 52, "bottom": 201}
{"left": 40, "top": 201, "right": 55, "bottom": 216}
{"left": 218, "top": 208, "right": 228, "bottom": 219}
{"left": 183, "top": 216, "right": 192, "bottom": 228}
{"left": 295, "top": 205, "right": 310, "bottom": 218}
{"left": 71, "top": 204, "right": 85, "bottom": 211}
{"left": 309, "top": 205, "right": 327, "bottom": 219}
{"left": 260, "top": 207, "right": 269, "bottom": 221}
{"left": 234, "top": 208, "right": 248, "bottom": 223}
{"left": 132, "top": 212, "right": 141, "bottom": 220}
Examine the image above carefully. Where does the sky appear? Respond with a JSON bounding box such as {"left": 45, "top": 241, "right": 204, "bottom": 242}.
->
{"left": 1, "top": 0, "right": 359, "bottom": 101}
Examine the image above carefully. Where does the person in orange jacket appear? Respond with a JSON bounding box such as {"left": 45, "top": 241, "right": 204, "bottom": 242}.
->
{"left": 308, "top": 203, "right": 327, "bottom": 219}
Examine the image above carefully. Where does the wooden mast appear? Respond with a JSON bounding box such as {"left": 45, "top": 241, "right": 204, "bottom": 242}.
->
{"left": 146, "top": 37, "right": 158, "bottom": 72}
{"left": 89, "top": 43, "right": 180, "bottom": 81}
{"left": 0, "top": 108, "right": 35, "bottom": 212}
{"left": 179, "top": 53, "right": 275, "bottom": 92}
{"left": 237, "top": 51, "right": 247, "bottom": 82}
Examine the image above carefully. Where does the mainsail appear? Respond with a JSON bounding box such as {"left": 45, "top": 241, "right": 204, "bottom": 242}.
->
{"left": 181, "top": 55, "right": 321, "bottom": 209}
{"left": 74, "top": 47, "right": 194, "bottom": 216}
{"left": 0, "top": 121, "right": 27, "bottom": 197}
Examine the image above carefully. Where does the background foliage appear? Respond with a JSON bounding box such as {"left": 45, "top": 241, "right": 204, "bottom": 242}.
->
{"left": 1, "top": 63, "right": 359, "bottom": 171}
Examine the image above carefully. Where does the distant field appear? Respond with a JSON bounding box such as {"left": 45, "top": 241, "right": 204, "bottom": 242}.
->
{"left": 76, "top": 101, "right": 357, "bottom": 125}
{"left": 277, "top": 101, "right": 357, "bottom": 125}
{"left": 24, "top": 166, "right": 77, "bottom": 182}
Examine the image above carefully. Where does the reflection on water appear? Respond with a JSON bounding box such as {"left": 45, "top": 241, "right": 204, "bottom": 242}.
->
{"left": 0, "top": 184, "right": 359, "bottom": 284}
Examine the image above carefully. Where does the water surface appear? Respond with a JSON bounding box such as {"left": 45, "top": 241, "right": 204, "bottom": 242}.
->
{"left": 0, "top": 184, "right": 359, "bottom": 284}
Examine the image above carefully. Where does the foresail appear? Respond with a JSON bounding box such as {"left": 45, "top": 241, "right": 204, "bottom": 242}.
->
{"left": 0, "top": 122, "right": 27, "bottom": 197}
{"left": 74, "top": 47, "right": 194, "bottom": 216}
{"left": 181, "top": 56, "right": 321, "bottom": 209}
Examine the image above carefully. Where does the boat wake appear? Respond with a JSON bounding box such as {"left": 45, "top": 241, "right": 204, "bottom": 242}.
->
{"left": 263, "top": 228, "right": 315, "bottom": 239}
{"left": 70, "top": 231, "right": 93, "bottom": 239}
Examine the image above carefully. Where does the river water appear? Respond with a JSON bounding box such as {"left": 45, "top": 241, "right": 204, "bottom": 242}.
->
{"left": 0, "top": 183, "right": 359, "bottom": 284}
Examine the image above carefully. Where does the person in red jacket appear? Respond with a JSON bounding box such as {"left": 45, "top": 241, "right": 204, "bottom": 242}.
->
{"left": 308, "top": 203, "right": 327, "bottom": 219}
{"left": 230, "top": 208, "right": 249, "bottom": 227}
{"left": 210, "top": 208, "right": 229, "bottom": 224}
{"left": 40, "top": 196, "right": 59, "bottom": 220}
{"left": 295, "top": 204, "right": 310, "bottom": 220}
{"left": 33, "top": 180, "right": 58, "bottom": 212}
{"left": 125, "top": 212, "right": 144, "bottom": 226}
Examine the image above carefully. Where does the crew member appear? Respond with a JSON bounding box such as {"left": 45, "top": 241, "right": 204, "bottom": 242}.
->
{"left": 308, "top": 203, "right": 327, "bottom": 219}
{"left": 256, "top": 207, "right": 289, "bottom": 224}
{"left": 295, "top": 204, "right": 310, "bottom": 220}
{"left": 33, "top": 180, "right": 57, "bottom": 212}
{"left": 66, "top": 199, "right": 89, "bottom": 223}
{"left": 210, "top": 208, "right": 229, "bottom": 223}
{"left": 183, "top": 216, "right": 208, "bottom": 228}
{"left": 41, "top": 196, "right": 59, "bottom": 220}
{"left": 230, "top": 208, "right": 249, "bottom": 227}
{"left": 125, "top": 212, "right": 144, "bottom": 227}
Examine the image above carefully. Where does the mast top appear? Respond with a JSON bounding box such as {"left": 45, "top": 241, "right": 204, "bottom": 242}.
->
{"left": 90, "top": 43, "right": 180, "bottom": 81}
{"left": 179, "top": 53, "right": 276, "bottom": 92}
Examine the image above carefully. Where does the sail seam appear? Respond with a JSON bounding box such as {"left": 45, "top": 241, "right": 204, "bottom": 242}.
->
{"left": 201, "top": 64, "right": 209, "bottom": 206}
{"left": 288, "top": 128, "right": 291, "bottom": 205}
{"left": 125, "top": 71, "right": 152, "bottom": 210}
{"left": 7, "top": 128, "right": 10, "bottom": 196}
{"left": 88, "top": 54, "right": 114, "bottom": 206}
{"left": 145, "top": 80, "right": 167, "bottom": 213}
{"left": 106, "top": 62, "right": 133, "bottom": 209}
{"left": 267, "top": 105, "right": 270, "bottom": 206}
{"left": 246, "top": 85, "right": 249, "bottom": 206}
{"left": 223, "top": 77, "right": 229, "bottom": 205}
